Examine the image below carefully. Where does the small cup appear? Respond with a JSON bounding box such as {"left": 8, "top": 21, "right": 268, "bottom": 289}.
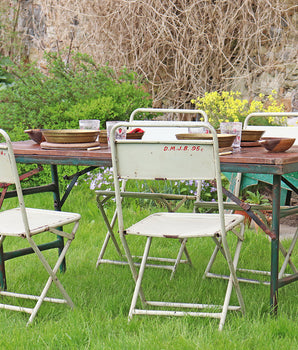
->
{"left": 188, "top": 122, "right": 211, "bottom": 134}
{"left": 220, "top": 122, "right": 242, "bottom": 148}
{"left": 106, "top": 121, "right": 127, "bottom": 146}
{"left": 188, "top": 127, "right": 209, "bottom": 134}
{"left": 79, "top": 119, "right": 100, "bottom": 130}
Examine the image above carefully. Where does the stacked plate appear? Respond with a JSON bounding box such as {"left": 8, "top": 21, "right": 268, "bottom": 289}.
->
{"left": 41, "top": 129, "right": 100, "bottom": 150}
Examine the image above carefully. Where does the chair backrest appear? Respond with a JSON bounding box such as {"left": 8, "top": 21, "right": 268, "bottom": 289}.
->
{"left": 129, "top": 108, "right": 208, "bottom": 123}
{"left": 0, "top": 130, "right": 18, "bottom": 184}
{"left": 244, "top": 112, "right": 298, "bottom": 145}
{"left": 129, "top": 108, "right": 209, "bottom": 141}
{"left": 112, "top": 122, "right": 219, "bottom": 181}
{"left": 0, "top": 129, "right": 30, "bottom": 233}
{"left": 110, "top": 121, "right": 225, "bottom": 232}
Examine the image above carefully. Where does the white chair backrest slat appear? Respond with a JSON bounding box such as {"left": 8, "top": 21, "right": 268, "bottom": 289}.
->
{"left": 0, "top": 147, "right": 16, "bottom": 184}
{"left": 116, "top": 142, "right": 216, "bottom": 181}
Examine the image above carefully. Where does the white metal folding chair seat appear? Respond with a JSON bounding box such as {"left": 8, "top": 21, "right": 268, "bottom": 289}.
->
{"left": 126, "top": 212, "right": 243, "bottom": 238}
{"left": 0, "top": 208, "right": 79, "bottom": 237}
{"left": 0, "top": 129, "right": 81, "bottom": 325}
{"left": 108, "top": 121, "right": 245, "bottom": 330}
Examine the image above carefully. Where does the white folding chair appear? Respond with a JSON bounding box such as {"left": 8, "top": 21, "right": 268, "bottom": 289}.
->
{"left": 0, "top": 129, "right": 81, "bottom": 325}
{"left": 96, "top": 108, "right": 208, "bottom": 277}
{"left": 107, "top": 121, "right": 245, "bottom": 330}
{"left": 206, "top": 112, "right": 297, "bottom": 285}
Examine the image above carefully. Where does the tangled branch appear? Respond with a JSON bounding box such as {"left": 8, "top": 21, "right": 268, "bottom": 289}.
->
{"left": 1, "top": 0, "right": 297, "bottom": 107}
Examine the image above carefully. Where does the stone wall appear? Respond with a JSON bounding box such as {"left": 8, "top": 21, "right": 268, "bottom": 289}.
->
{"left": 2, "top": 0, "right": 297, "bottom": 110}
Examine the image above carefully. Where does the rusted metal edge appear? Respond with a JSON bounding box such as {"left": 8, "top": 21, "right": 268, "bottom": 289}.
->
{"left": 222, "top": 187, "right": 276, "bottom": 240}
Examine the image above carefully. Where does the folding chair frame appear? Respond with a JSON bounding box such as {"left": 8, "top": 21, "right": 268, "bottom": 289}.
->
{"left": 205, "top": 112, "right": 298, "bottom": 285}
{"left": 96, "top": 108, "right": 208, "bottom": 276}
{"left": 108, "top": 120, "right": 245, "bottom": 330}
{"left": 96, "top": 190, "right": 195, "bottom": 278}
{"left": 0, "top": 129, "right": 81, "bottom": 325}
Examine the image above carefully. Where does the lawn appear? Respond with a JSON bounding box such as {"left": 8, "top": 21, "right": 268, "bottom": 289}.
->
{"left": 0, "top": 188, "right": 297, "bottom": 350}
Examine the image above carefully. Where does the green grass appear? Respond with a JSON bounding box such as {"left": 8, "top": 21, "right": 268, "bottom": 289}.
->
{"left": 0, "top": 188, "right": 297, "bottom": 349}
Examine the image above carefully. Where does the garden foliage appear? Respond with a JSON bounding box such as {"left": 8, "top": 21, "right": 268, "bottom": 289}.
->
{"left": 191, "top": 91, "right": 285, "bottom": 129}
{"left": 0, "top": 51, "right": 151, "bottom": 187}
{"left": 0, "top": 51, "right": 152, "bottom": 140}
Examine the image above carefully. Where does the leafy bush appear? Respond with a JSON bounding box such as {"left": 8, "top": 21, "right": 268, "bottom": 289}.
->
{"left": 0, "top": 57, "right": 14, "bottom": 89}
{"left": 0, "top": 52, "right": 152, "bottom": 188}
{"left": 0, "top": 51, "right": 152, "bottom": 137}
{"left": 191, "top": 90, "right": 285, "bottom": 129}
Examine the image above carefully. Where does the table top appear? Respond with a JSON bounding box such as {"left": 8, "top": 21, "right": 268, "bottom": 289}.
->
{"left": 12, "top": 140, "right": 298, "bottom": 175}
{"left": 12, "top": 140, "right": 112, "bottom": 167}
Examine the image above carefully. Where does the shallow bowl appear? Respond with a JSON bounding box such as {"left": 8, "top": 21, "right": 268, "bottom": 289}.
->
{"left": 24, "top": 129, "right": 46, "bottom": 144}
{"left": 241, "top": 129, "right": 265, "bottom": 142}
{"left": 42, "top": 129, "right": 99, "bottom": 144}
{"left": 175, "top": 133, "right": 236, "bottom": 148}
{"left": 260, "top": 137, "right": 295, "bottom": 153}
{"left": 98, "top": 130, "right": 108, "bottom": 145}
{"left": 126, "top": 131, "right": 145, "bottom": 139}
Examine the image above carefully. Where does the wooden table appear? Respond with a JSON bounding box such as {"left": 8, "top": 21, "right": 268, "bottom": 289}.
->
{"left": 11, "top": 140, "right": 298, "bottom": 314}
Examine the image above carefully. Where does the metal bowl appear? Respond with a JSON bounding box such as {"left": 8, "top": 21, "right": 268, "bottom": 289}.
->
{"left": 42, "top": 129, "right": 100, "bottom": 144}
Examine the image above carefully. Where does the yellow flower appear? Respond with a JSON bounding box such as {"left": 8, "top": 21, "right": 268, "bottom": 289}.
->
{"left": 191, "top": 90, "right": 284, "bottom": 129}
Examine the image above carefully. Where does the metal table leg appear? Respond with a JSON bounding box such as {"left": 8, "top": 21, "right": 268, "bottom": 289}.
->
{"left": 270, "top": 174, "right": 281, "bottom": 314}
{"left": 51, "top": 164, "right": 66, "bottom": 273}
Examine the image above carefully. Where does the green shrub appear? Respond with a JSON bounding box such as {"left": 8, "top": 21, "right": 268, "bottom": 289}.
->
{"left": 0, "top": 51, "right": 152, "bottom": 135}
{"left": 0, "top": 56, "right": 14, "bottom": 89}
{"left": 0, "top": 51, "right": 152, "bottom": 188}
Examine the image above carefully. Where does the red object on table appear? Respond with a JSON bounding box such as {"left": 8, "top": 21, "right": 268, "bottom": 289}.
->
{"left": 128, "top": 128, "right": 144, "bottom": 134}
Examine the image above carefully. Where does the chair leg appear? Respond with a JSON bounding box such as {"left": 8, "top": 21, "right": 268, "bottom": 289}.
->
{"left": 170, "top": 238, "right": 188, "bottom": 280}
{"left": 278, "top": 228, "right": 298, "bottom": 278}
{"left": 96, "top": 204, "right": 124, "bottom": 267}
{"left": 128, "top": 236, "right": 152, "bottom": 321}
{"left": 203, "top": 236, "right": 227, "bottom": 279}
{"left": 96, "top": 232, "right": 112, "bottom": 267}
{"left": 120, "top": 234, "right": 147, "bottom": 305}
{"left": 219, "top": 236, "right": 245, "bottom": 331}
{"left": 231, "top": 237, "right": 245, "bottom": 310}
{"left": 0, "top": 236, "right": 7, "bottom": 290}
{"left": 26, "top": 237, "right": 75, "bottom": 325}
{"left": 179, "top": 238, "right": 193, "bottom": 267}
